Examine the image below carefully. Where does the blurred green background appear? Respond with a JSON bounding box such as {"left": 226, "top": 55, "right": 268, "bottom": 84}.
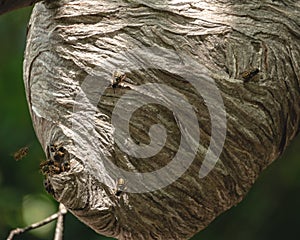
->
{"left": 0, "top": 6, "right": 299, "bottom": 240}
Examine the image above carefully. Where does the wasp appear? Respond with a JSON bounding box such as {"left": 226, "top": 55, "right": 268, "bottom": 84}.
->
{"left": 13, "top": 146, "right": 29, "bottom": 161}
{"left": 115, "top": 178, "right": 127, "bottom": 197}
{"left": 43, "top": 178, "right": 55, "bottom": 195}
{"left": 241, "top": 68, "right": 259, "bottom": 82}
{"left": 40, "top": 159, "right": 69, "bottom": 175}
{"left": 47, "top": 142, "right": 67, "bottom": 161}
{"left": 40, "top": 142, "right": 71, "bottom": 176}
{"left": 111, "top": 71, "right": 127, "bottom": 93}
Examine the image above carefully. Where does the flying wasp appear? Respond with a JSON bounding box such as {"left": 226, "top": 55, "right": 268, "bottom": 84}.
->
{"left": 13, "top": 146, "right": 29, "bottom": 161}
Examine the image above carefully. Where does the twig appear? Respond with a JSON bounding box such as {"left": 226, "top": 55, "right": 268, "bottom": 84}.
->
{"left": 53, "top": 204, "right": 67, "bottom": 240}
{"left": 6, "top": 203, "right": 68, "bottom": 240}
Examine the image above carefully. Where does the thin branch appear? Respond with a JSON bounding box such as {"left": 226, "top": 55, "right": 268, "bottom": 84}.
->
{"left": 53, "top": 204, "right": 67, "bottom": 240}
{"left": 6, "top": 203, "right": 68, "bottom": 240}
{"left": 0, "top": 0, "right": 42, "bottom": 16}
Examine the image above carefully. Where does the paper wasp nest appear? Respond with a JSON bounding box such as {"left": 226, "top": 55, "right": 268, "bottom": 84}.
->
{"left": 24, "top": 0, "right": 300, "bottom": 239}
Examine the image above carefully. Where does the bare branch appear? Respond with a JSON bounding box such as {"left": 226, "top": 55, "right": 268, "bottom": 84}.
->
{"left": 6, "top": 204, "right": 68, "bottom": 240}
{"left": 53, "top": 204, "right": 67, "bottom": 240}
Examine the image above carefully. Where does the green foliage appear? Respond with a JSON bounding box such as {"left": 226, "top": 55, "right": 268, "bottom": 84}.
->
{"left": 0, "top": 6, "right": 299, "bottom": 240}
